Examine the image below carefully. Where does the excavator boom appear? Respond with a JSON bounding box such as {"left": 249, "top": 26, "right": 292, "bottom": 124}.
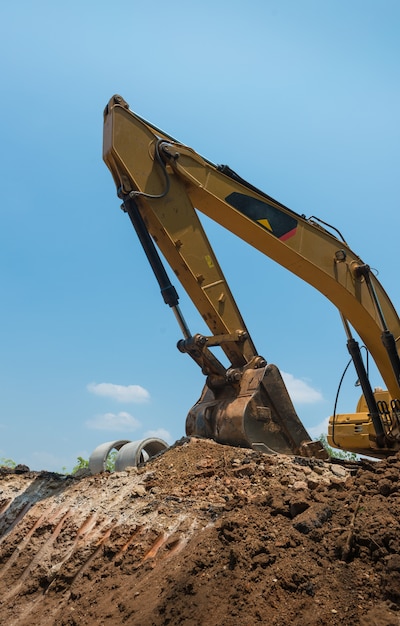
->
{"left": 103, "top": 95, "right": 400, "bottom": 459}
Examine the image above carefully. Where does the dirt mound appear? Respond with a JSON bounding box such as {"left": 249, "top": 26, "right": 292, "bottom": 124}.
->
{"left": 1, "top": 438, "right": 400, "bottom": 625}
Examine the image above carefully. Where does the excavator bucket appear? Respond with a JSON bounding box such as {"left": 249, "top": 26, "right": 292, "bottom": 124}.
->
{"left": 185, "top": 363, "right": 328, "bottom": 458}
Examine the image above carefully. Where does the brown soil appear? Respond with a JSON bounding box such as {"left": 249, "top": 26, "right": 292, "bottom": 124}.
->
{"left": 1, "top": 438, "right": 400, "bottom": 625}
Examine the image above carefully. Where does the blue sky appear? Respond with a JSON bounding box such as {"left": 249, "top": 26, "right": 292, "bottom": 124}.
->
{"left": 1, "top": 1, "right": 399, "bottom": 471}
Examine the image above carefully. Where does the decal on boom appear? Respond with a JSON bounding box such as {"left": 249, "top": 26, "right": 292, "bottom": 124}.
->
{"left": 226, "top": 192, "right": 298, "bottom": 241}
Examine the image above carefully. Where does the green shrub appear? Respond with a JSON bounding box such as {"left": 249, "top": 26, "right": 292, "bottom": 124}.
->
{"left": 318, "top": 434, "right": 357, "bottom": 460}
{"left": 0, "top": 457, "right": 16, "bottom": 468}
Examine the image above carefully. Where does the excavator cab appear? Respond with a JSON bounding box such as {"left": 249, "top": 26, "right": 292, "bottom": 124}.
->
{"left": 328, "top": 389, "right": 400, "bottom": 459}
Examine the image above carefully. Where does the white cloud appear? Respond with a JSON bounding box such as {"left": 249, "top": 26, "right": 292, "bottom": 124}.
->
{"left": 86, "top": 411, "right": 141, "bottom": 432}
{"left": 87, "top": 382, "right": 150, "bottom": 403}
{"left": 281, "top": 371, "right": 323, "bottom": 404}
{"left": 308, "top": 417, "right": 330, "bottom": 439}
{"left": 143, "top": 428, "right": 174, "bottom": 444}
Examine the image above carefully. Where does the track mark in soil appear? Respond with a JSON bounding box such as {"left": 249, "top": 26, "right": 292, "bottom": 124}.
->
{"left": 0, "top": 497, "right": 12, "bottom": 516}
{"left": 69, "top": 521, "right": 118, "bottom": 585}
{"left": 0, "top": 508, "right": 71, "bottom": 604}
{"left": 115, "top": 525, "right": 144, "bottom": 556}
{"left": 0, "top": 501, "right": 33, "bottom": 540}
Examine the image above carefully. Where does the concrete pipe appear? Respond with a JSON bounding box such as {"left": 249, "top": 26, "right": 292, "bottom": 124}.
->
{"left": 88, "top": 439, "right": 131, "bottom": 474}
{"left": 114, "top": 438, "right": 169, "bottom": 471}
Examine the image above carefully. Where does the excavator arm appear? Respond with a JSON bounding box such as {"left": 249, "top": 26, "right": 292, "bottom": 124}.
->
{"left": 103, "top": 95, "right": 400, "bottom": 458}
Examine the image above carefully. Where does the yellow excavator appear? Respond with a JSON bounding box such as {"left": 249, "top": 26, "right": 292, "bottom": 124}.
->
{"left": 103, "top": 95, "right": 400, "bottom": 460}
